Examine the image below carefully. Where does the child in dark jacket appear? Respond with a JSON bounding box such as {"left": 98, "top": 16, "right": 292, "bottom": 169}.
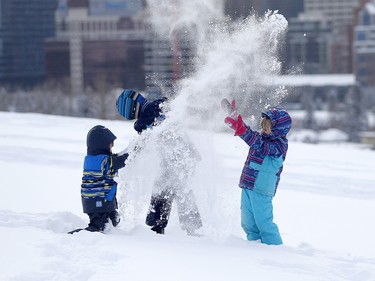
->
{"left": 224, "top": 102, "right": 291, "bottom": 245}
{"left": 116, "top": 89, "right": 202, "bottom": 236}
{"left": 78, "top": 125, "right": 129, "bottom": 233}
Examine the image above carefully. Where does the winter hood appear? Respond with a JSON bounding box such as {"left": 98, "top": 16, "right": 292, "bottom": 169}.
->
{"left": 261, "top": 108, "right": 292, "bottom": 139}
{"left": 86, "top": 125, "right": 117, "bottom": 155}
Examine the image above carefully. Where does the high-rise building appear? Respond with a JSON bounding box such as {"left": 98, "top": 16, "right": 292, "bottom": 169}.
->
{"left": 353, "top": 1, "right": 375, "bottom": 87}
{"left": 224, "top": 0, "right": 303, "bottom": 20}
{"left": 224, "top": 0, "right": 254, "bottom": 19}
{"left": 143, "top": 2, "right": 203, "bottom": 97}
{"left": 0, "top": 0, "right": 57, "bottom": 88}
{"left": 305, "top": 0, "right": 360, "bottom": 28}
{"left": 144, "top": 31, "right": 196, "bottom": 96}
{"left": 89, "top": 0, "right": 143, "bottom": 16}
{"left": 303, "top": 0, "right": 362, "bottom": 73}
{"left": 224, "top": 0, "right": 304, "bottom": 75}
{"left": 45, "top": 0, "right": 145, "bottom": 93}
{"left": 286, "top": 14, "right": 333, "bottom": 74}
{"left": 268, "top": 0, "right": 304, "bottom": 20}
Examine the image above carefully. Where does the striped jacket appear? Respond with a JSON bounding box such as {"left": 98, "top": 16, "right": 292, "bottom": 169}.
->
{"left": 81, "top": 153, "right": 128, "bottom": 213}
{"left": 81, "top": 125, "right": 128, "bottom": 213}
{"left": 238, "top": 108, "right": 292, "bottom": 196}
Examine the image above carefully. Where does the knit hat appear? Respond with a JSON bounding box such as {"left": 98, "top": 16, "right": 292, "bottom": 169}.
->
{"left": 116, "top": 89, "right": 147, "bottom": 120}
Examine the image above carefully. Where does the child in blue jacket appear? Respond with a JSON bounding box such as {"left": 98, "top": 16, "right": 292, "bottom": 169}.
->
{"left": 224, "top": 103, "right": 291, "bottom": 245}
{"left": 72, "top": 125, "right": 129, "bottom": 233}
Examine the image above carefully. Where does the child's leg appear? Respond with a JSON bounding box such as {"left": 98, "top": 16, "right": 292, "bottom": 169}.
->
{"left": 176, "top": 190, "right": 202, "bottom": 235}
{"left": 87, "top": 213, "right": 108, "bottom": 231}
{"left": 109, "top": 210, "right": 120, "bottom": 227}
{"left": 106, "top": 198, "right": 120, "bottom": 227}
{"left": 241, "top": 189, "right": 260, "bottom": 241}
{"left": 145, "top": 189, "right": 174, "bottom": 233}
{"left": 249, "top": 190, "right": 282, "bottom": 245}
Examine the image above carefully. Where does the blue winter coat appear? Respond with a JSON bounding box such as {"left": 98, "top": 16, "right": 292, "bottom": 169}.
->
{"left": 238, "top": 108, "right": 292, "bottom": 196}
{"left": 81, "top": 125, "right": 128, "bottom": 213}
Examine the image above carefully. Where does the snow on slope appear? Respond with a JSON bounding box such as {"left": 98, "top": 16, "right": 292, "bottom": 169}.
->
{"left": 0, "top": 112, "right": 375, "bottom": 281}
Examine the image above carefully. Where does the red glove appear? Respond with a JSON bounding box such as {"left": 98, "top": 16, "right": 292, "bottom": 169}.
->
{"left": 224, "top": 114, "right": 246, "bottom": 136}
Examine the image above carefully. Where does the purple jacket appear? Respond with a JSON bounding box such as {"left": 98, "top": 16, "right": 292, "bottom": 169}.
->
{"left": 238, "top": 108, "right": 292, "bottom": 196}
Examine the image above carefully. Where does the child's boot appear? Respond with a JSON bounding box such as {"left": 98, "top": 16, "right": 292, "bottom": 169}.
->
{"left": 151, "top": 225, "right": 165, "bottom": 234}
{"left": 109, "top": 211, "right": 120, "bottom": 227}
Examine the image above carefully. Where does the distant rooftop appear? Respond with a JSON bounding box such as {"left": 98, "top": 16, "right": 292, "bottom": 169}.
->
{"left": 272, "top": 74, "right": 356, "bottom": 87}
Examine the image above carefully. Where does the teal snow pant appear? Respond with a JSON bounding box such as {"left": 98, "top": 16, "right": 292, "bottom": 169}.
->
{"left": 241, "top": 189, "right": 283, "bottom": 245}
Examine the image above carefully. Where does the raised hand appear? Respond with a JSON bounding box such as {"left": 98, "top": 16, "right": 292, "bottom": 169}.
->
{"left": 224, "top": 114, "right": 246, "bottom": 136}
{"left": 221, "top": 98, "right": 238, "bottom": 119}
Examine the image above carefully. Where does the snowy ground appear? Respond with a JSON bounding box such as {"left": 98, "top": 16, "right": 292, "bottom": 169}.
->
{"left": 1, "top": 111, "right": 375, "bottom": 281}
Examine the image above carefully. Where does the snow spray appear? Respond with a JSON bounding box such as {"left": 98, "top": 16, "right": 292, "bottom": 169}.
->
{"left": 118, "top": 1, "right": 289, "bottom": 239}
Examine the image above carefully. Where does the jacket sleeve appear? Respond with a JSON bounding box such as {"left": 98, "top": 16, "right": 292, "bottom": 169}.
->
{"left": 263, "top": 139, "right": 287, "bottom": 159}
{"left": 240, "top": 126, "right": 286, "bottom": 159}
{"left": 111, "top": 153, "right": 129, "bottom": 170}
{"left": 239, "top": 125, "right": 260, "bottom": 147}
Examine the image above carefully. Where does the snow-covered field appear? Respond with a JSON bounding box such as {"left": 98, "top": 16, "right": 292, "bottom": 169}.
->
{"left": 0, "top": 111, "right": 375, "bottom": 281}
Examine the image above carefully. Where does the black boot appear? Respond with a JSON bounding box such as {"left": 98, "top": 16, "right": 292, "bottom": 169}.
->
{"left": 186, "top": 228, "right": 202, "bottom": 237}
{"left": 87, "top": 213, "right": 107, "bottom": 232}
{"left": 151, "top": 226, "right": 165, "bottom": 234}
{"left": 109, "top": 211, "right": 120, "bottom": 227}
{"left": 85, "top": 225, "right": 101, "bottom": 232}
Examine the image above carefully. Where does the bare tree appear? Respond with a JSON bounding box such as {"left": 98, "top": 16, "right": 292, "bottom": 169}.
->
{"left": 344, "top": 86, "right": 368, "bottom": 142}
{"left": 302, "top": 86, "right": 317, "bottom": 130}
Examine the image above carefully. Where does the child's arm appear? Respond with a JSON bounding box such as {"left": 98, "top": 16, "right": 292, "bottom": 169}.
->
{"left": 224, "top": 114, "right": 247, "bottom": 136}
{"left": 221, "top": 99, "right": 238, "bottom": 119}
{"left": 224, "top": 110, "right": 286, "bottom": 158}
{"left": 225, "top": 114, "right": 261, "bottom": 147}
{"left": 223, "top": 99, "right": 261, "bottom": 147}
{"left": 222, "top": 99, "right": 252, "bottom": 138}
{"left": 111, "top": 153, "right": 129, "bottom": 170}
{"left": 239, "top": 125, "right": 260, "bottom": 147}
{"left": 262, "top": 139, "right": 287, "bottom": 158}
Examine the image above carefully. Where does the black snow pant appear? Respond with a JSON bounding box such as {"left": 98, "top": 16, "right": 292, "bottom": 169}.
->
{"left": 86, "top": 211, "right": 120, "bottom": 232}
{"left": 145, "top": 188, "right": 202, "bottom": 233}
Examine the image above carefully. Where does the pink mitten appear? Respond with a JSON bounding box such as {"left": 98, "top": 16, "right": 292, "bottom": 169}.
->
{"left": 224, "top": 114, "right": 246, "bottom": 136}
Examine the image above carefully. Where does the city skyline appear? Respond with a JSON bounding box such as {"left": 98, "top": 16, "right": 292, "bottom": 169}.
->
{"left": 0, "top": 0, "right": 373, "bottom": 91}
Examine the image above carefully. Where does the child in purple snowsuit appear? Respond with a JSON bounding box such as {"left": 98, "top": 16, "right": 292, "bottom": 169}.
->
{"left": 225, "top": 105, "right": 292, "bottom": 245}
